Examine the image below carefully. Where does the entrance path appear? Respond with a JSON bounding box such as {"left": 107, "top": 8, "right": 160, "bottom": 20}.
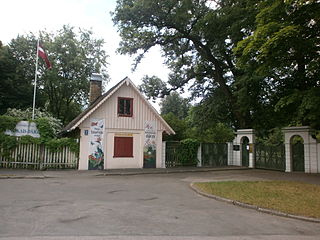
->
{"left": 0, "top": 169, "right": 319, "bottom": 239}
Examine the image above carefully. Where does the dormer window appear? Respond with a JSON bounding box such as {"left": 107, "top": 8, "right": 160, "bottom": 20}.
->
{"left": 118, "top": 97, "right": 133, "bottom": 117}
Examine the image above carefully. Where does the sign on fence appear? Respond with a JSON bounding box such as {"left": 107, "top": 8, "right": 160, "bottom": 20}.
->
{"left": 5, "top": 121, "right": 40, "bottom": 138}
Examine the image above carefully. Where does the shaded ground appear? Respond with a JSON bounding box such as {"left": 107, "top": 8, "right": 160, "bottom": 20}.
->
{"left": 0, "top": 169, "right": 319, "bottom": 239}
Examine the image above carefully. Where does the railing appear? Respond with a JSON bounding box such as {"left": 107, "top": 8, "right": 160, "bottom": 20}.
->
{"left": 165, "top": 141, "right": 181, "bottom": 167}
{"left": 165, "top": 141, "right": 228, "bottom": 168}
{"left": 0, "top": 143, "right": 78, "bottom": 169}
{"left": 201, "top": 143, "right": 228, "bottom": 167}
{"left": 255, "top": 143, "right": 285, "bottom": 171}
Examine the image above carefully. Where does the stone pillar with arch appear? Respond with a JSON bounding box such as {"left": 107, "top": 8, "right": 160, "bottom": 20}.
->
{"left": 233, "top": 129, "right": 255, "bottom": 168}
{"left": 282, "top": 126, "right": 319, "bottom": 173}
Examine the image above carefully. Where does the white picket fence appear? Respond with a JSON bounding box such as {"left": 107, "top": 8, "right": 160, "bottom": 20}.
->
{"left": 0, "top": 143, "right": 78, "bottom": 169}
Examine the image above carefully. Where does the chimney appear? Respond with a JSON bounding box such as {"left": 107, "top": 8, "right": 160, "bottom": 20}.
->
{"left": 89, "top": 73, "right": 102, "bottom": 105}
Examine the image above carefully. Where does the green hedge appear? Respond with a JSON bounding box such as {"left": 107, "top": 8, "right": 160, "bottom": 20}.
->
{"left": 0, "top": 115, "right": 79, "bottom": 156}
{"left": 177, "top": 138, "right": 200, "bottom": 166}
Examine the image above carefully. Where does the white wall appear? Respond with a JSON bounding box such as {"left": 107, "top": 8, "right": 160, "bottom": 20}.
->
{"left": 78, "top": 127, "right": 89, "bottom": 170}
{"left": 283, "top": 126, "right": 319, "bottom": 173}
{"left": 105, "top": 130, "right": 143, "bottom": 169}
{"left": 317, "top": 143, "right": 320, "bottom": 173}
{"left": 78, "top": 128, "right": 165, "bottom": 170}
{"left": 77, "top": 82, "right": 171, "bottom": 170}
{"left": 233, "top": 129, "right": 255, "bottom": 167}
{"left": 156, "top": 130, "right": 163, "bottom": 168}
{"left": 81, "top": 83, "right": 170, "bottom": 132}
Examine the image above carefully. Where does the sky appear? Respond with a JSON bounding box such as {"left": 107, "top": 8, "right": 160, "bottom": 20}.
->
{"left": 0, "top": 0, "right": 170, "bottom": 108}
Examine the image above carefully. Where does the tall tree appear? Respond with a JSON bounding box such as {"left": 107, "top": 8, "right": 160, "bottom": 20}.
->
{"left": 139, "top": 75, "right": 167, "bottom": 102}
{"left": 235, "top": 0, "right": 320, "bottom": 129}
{"left": 7, "top": 25, "right": 109, "bottom": 124}
{"left": 113, "top": 0, "right": 259, "bottom": 128}
{"left": 160, "top": 92, "right": 191, "bottom": 119}
{"left": 0, "top": 41, "right": 35, "bottom": 114}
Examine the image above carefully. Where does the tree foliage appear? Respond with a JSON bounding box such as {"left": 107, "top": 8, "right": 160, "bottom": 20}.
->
{"left": 0, "top": 110, "right": 79, "bottom": 156}
{"left": 113, "top": 0, "right": 259, "bottom": 128}
{"left": 235, "top": 0, "right": 320, "bottom": 129}
{"left": 0, "top": 42, "right": 34, "bottom": 114}
{"left": 139, "top": 75, "right": 167, "bottom": 102}
{"left": 188, "top": 104, "right": 235, "bottom": 143}
{"left": 162, "top": 112, "right": 188, "bottom": 141}
{"left": 160, "top": 92, "right": 191, "bottom": 119}
{"left": 177, "top": 138, "right": 200, "bottom": 166}
{"left": 2, "top": 25, "right": 109, "bottom": 124}
{"left": 5, "top": 108, "right": 63, "bottom": 137}
{"left": 114, "top": 0, "right": 320, "bottom": 131}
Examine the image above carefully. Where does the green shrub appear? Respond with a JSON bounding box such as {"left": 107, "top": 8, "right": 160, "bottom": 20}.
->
{"left": 0, "top": 111, "right": 78, "bottom": 155}
{"left": 6, "top": 108, "right": 63, "bottom": 136}
{"left": 46, "top": 138, "right": 79, "bottom": 154}
{"left": 177, "top": 138, "right": 200, "bottom": 166}
{"left": 256, "top": 128, "right": 284, "bottom": 146}
{"left": 0, "top": 115, "right": 19, "bottom": 132}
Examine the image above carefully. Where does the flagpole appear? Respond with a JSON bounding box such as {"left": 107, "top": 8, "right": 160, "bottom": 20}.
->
{"left": 32, "top": 39, "right": 40, "bottom": 120}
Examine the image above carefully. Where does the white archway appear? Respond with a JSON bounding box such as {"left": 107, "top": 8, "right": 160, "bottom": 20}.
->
{"left": 282, "top": 126, "right": 318, "bottom": 173}
{"left": 233, "top": 129, "right": 255, "bottom": 168}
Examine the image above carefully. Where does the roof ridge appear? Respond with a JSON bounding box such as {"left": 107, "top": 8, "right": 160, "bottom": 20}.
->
{"left": 60, "top": 77, "right": 175, "bottom": 135}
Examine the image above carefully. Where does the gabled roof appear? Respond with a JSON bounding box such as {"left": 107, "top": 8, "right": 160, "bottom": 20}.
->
{"left": 62, "top": 77, "right": 175, "bottom": 135}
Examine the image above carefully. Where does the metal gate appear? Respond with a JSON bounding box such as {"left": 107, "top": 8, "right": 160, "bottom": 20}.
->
{"left": 255, "top": 143, "right": 285, "bottom": 171}
{"left": 241, "top": 138, "right": 249, "bottom": 167}
{"left": 292, "top": 142, "right": 304, "bottom": 171}
{"left": 165, "top": 141, "right": 181, "bottom": 167}
{"left": 201, "top": 143, "right": 228, "bottom": 167}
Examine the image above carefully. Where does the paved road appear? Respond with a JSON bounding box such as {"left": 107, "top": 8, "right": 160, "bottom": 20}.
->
{"left": 0, "top": 170, "right": 319, "bottom": 239}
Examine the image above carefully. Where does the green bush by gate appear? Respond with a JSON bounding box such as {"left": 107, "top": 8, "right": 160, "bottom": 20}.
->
{"left": 165, "top": 140, "right": 228, "bottom": 168}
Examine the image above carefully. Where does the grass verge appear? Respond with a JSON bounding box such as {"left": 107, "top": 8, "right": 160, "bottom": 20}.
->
{"left": 194, "top": 181, "right": 320, "bottom": 218}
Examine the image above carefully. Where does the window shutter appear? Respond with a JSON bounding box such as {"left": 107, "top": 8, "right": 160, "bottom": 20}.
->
{"left": 114, "top": 137, "right": 133, "bottom": 157}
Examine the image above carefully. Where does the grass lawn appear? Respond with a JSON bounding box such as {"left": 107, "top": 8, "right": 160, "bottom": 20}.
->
{"left": 194, "top": 181, "right": 320, "bottom": 218}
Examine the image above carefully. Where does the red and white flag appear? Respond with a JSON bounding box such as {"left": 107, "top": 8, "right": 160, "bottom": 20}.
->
{"left": 37, "top": 43, "right": 52, "bottom": 69}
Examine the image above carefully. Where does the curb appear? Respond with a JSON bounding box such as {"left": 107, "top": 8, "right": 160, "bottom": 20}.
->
{"left": 96, "top": 167, "right": 250, "bottom": 176}
{"left": 190, "top": 183, "right": 320, "bottom": 223}
{"left": 0, "top": 175, "right": 45, "bottom": 179}
{"left": 0, "top": 167, "right": 249, "bottom": 178}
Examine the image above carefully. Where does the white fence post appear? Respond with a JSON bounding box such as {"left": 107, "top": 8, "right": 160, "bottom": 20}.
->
{"left": 161, "top": 141, "right": 166, "bottom": 168}
{"left": 227, "top": 142, "right": 233, "bottom": 166}
{"left": 0, "top": 142, "right": 78, "bottom": 169}
{"left": 197, "top": 143, "right": 202, "bottom": 167}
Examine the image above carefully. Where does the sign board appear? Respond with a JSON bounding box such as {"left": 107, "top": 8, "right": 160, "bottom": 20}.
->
{"left": 88, "top": 119, "right": 105, "bottom": 170}
{"left": 5, "top": 121, "right": 40, "bottom": 138}
{"left": 249, "top": 144, "right": 254, "bottom": 153}
{"left": 143, "top": 121, "right": 156, "bottom": 168}
{"left": 233, "top": 145, "right": 240, "bottom": 151}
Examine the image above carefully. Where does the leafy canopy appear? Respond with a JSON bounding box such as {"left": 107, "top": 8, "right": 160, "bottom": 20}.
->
{"left": 2, "top": 25, "right": 109, "bottom": 124}
{"left": 160, "top": 91, "right": 191, "bottom": 119}
{"left": 114, "top": 0, "right": 320, "bottom": 131}
{"left": 113, "top": 0, "right": 259, "bottom": 128}
{"left": 235, "top": 0, "right": 320, "bottom": 129}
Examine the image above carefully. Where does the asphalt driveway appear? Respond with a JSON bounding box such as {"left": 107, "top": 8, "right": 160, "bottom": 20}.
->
{"left": 0, "top": 169, "right": 319, "bottom": 240}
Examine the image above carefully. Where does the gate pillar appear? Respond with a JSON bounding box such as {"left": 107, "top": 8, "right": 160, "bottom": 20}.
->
{"left": 234, "top": 129, "right": 255, "bottom": 168}
{"left": 282, "top": 126, "right": 318, "bottom": 173}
